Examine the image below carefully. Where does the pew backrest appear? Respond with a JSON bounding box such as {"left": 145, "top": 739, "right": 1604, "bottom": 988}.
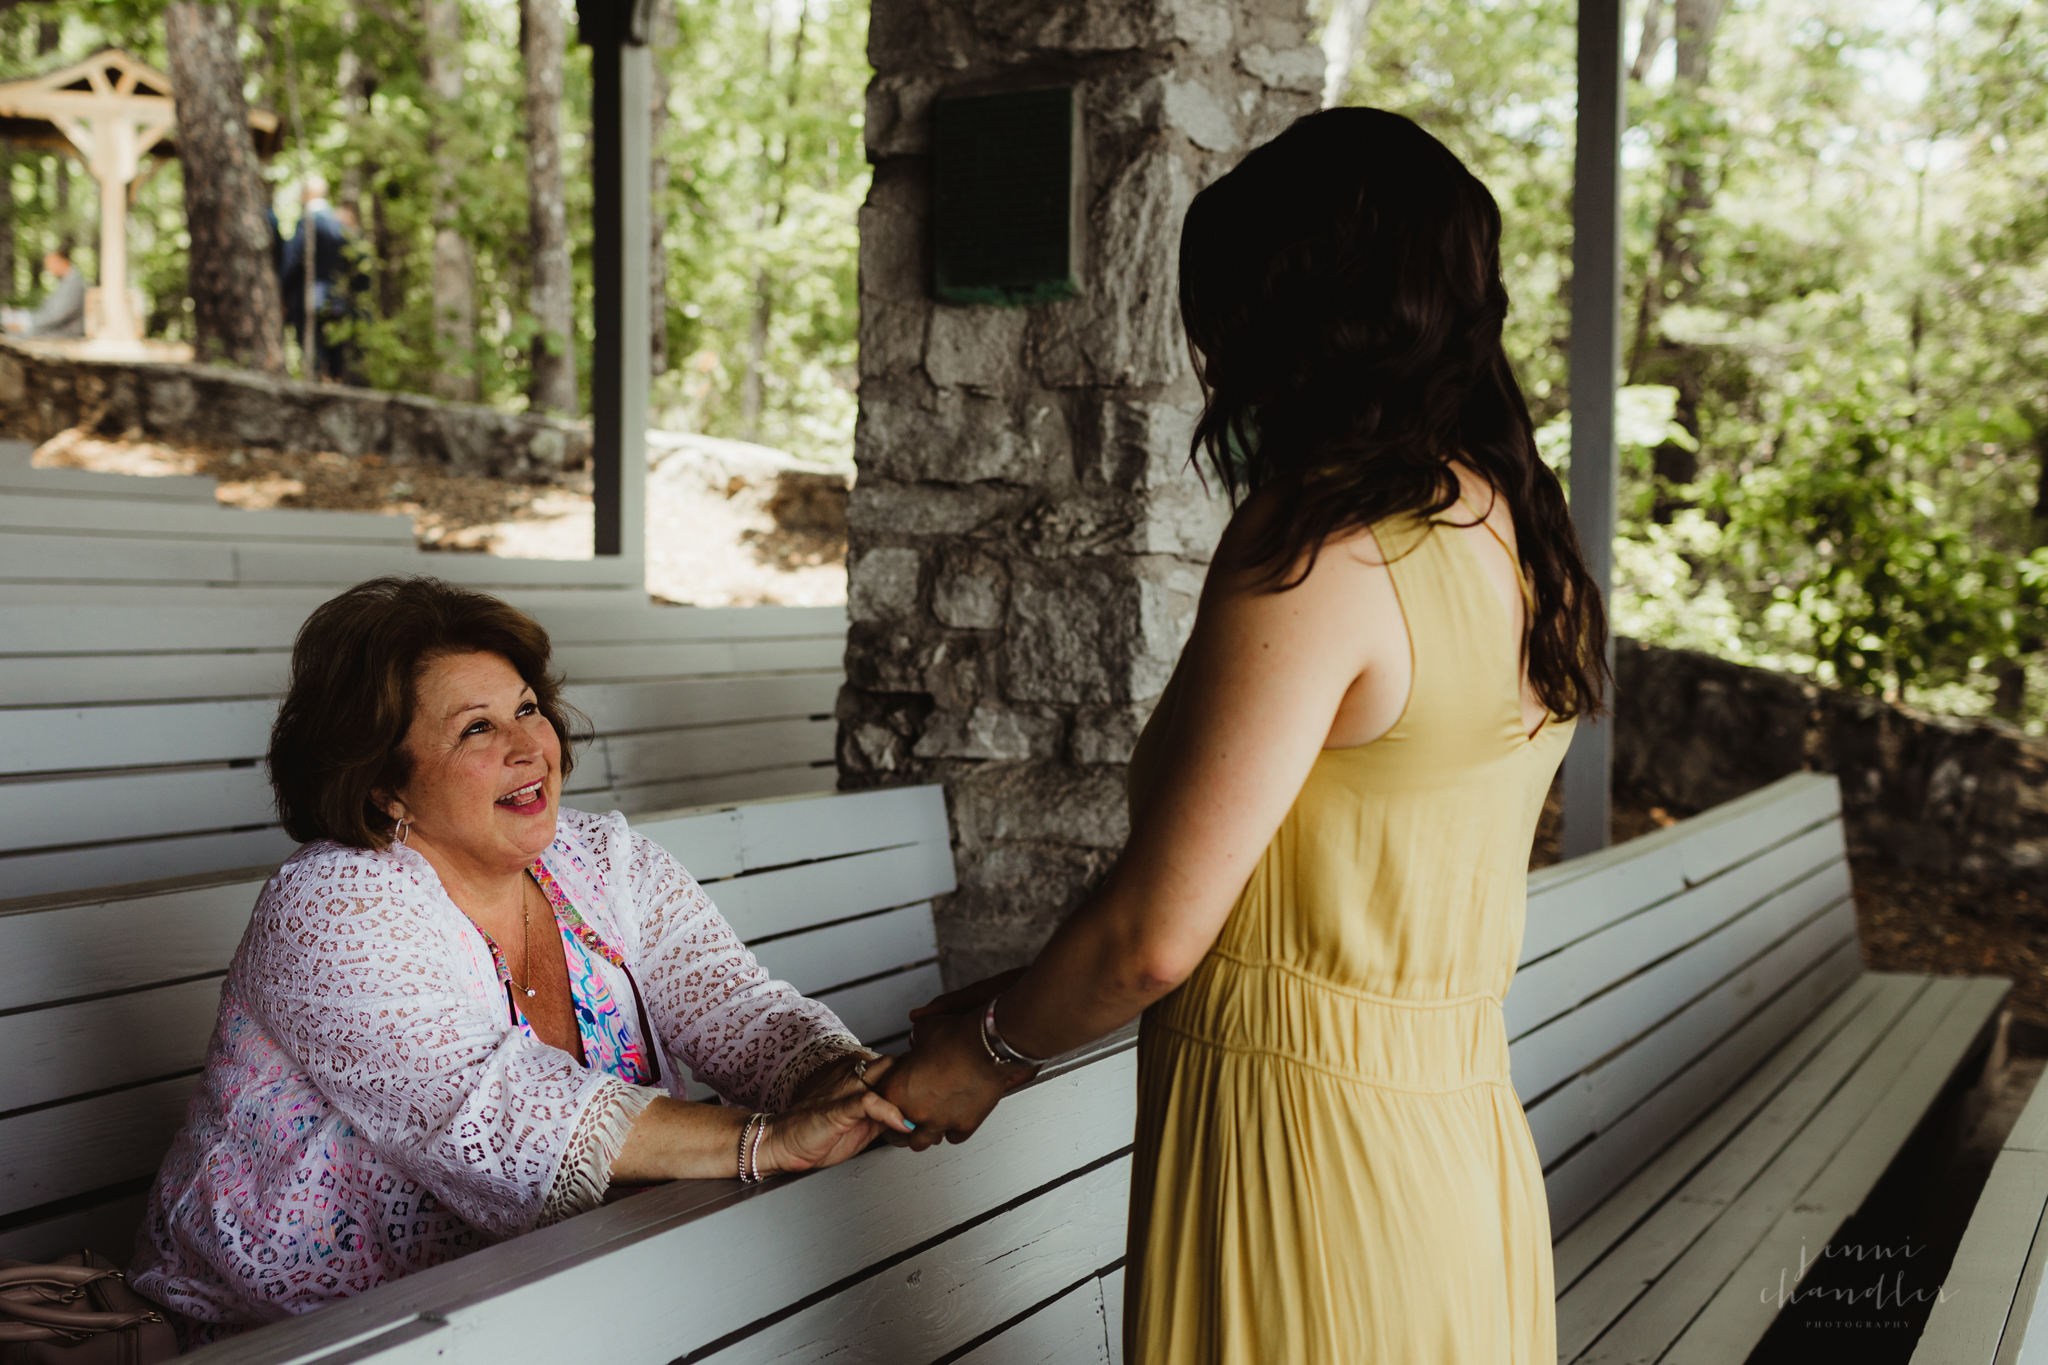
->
{"left": 0, "top": 785, "right": 953, "bottom": 1266}
{"left": 1509, "top": 771, "right": 1863, "bottom": 1236}
{"left": 0, "top": 595, "right": 847, "bottom": 899}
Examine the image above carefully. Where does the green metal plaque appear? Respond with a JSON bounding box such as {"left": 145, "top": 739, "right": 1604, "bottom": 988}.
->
{"left": 932, "top": 87, "right": 1080, "bottom": 307}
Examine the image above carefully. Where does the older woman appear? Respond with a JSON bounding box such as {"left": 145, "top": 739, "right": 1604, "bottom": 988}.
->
{"left": 132, "top": 576, "right": 911, "bottom": 1338}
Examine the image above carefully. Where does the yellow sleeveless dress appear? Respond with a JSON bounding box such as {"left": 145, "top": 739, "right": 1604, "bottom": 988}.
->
{"left": 1124, "top": 511, "right": 1574, "bottom": 1364}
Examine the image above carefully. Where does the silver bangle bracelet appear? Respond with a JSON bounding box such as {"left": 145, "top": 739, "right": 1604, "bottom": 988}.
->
{"left": 980, "top": 995, "right": 1050, "bottom": 1068}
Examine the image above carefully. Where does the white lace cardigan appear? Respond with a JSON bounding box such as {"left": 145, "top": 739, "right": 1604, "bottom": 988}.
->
{"left": 130, "top": 807, "right": 863, "bottom": 1330}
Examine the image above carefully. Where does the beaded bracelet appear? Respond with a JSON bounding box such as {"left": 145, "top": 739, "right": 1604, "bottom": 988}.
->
{"left": 737, "top": 1112, "right": 771, "bottom": 1183}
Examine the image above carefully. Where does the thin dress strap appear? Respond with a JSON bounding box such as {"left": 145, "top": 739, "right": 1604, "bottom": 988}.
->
{"left": 1454, "top": 495, "right": 1535, "bottom": 609}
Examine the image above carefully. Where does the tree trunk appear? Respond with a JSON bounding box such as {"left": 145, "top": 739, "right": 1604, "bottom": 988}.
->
{"left": 36, "top": 18, "right": 69, "bottom": 260}
{"left": 741, "top": 268, "right": 769, "bottom": 438}
{"left": 1630, "top": 0, "right": 1668, "bottom": 82}
{"left": 737, "top": 4, "right": 807, "bottom": 442}
{"left": 374, "top": 182, "right": 405, "bottom": 320}
{"left": 1628, "top": 0, "right": 1726, "bottom": 521}
{"left": 648, "top": 0, "right": 675, "bottom": 380}
{"left": 1318, "top": 0, "right": 1376, "bottom": 108}
{"left": 0, "top": 145, "right": 15, "bottom": 304}
{"left": 165, "top": 3, "right": 286, "bottom": 373}
{"left": 336, "top": 9, "right": 371, "bottom": 225}
{"left": 1627, "top": 0, "right": 1727, "bottom": 381}
{"left": 423, "top": 0, "right": 477, "bottom": 402}
{"left": 520, "top": 0, "right": 575, "bottom": 415}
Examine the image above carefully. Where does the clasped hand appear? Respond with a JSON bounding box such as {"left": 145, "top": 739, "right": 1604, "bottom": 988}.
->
{"left": 874, "top": 969, "right": 1036, "bottom": 1152}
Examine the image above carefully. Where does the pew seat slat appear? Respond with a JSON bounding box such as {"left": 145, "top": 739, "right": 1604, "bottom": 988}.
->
{"left": 0, "top": 493, "right": 416, "bottom": 545}
{"left": 1912, "top": 1037, "right": 2048, "bottom": 1364}
{"left": 1548, "top": 949, "right": 1878, "bottom": 1290}
{"left": 1561, "top": 976, "right": 2004, "bottom": 1364}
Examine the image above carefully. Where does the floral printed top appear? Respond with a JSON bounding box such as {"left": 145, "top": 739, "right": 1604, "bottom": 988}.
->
{"left": 131, "top": 808, "right": 863, "bottom": 1332}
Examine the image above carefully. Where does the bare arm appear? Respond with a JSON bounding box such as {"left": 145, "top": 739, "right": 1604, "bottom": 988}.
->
{"left": 881, "top": 505, "right": 1405, "bottom": 1139}
{"left": 613, "top": 1056, "right": 914, "bottom": 1181}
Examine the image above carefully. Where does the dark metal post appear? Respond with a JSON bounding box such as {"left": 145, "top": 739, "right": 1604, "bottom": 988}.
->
{"left": 1561, "top": 0, "right": 1625, "bottom": 860}
{"left": 581, "top": 0, "right": 651, "bottom": 562}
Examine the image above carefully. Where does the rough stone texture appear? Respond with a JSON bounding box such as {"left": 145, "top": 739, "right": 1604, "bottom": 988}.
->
{"left": 0, "top": 342, "right": 591, "bottom": 485}
{"left": 842, "top": 0, "right": 1319, "bottom": 986}
{"left": 1616, "top": 638, "right": 2048, "bottom": 892}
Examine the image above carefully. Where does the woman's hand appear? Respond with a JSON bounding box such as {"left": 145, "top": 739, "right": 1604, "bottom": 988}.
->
{"left": 876, "top": 1011, "right": 1034, "bottom": 1152}
{"left": 759, "top": 1055, "right": 916, "bottom": 1175}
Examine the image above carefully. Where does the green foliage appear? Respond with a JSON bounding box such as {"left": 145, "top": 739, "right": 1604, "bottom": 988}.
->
{"left": 1345, "top": 0, "right": 2048, "bottom": 728}
{"left": 1337, "top": 0, "right": 1577, "bottom": 420}
{"left": 9, "top": 0, "right": 867, "bottom": 462}
{"left": 653, "top": 0, "right": 867, "bottom": 458}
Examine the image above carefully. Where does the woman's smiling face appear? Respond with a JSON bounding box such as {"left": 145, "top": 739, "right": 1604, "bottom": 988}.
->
{"left": 384, "top": 650, "right": 562, "bottom": 876}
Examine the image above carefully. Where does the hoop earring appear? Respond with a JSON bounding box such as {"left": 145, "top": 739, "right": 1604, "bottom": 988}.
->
{"left": 394, "top": 818, "right": 411, "bottom": 846}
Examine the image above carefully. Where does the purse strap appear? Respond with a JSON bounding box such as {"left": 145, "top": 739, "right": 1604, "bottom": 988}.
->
{"left": 0, "top": 1264, "right": 163, "bottom": 1342}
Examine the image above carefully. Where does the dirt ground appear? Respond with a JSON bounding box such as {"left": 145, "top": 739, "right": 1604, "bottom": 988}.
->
{"left": 32, "top": 428, "right": 849, "bottom": 608}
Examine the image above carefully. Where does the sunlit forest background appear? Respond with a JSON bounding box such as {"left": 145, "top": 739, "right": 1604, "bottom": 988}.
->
{"left": 6, "top": 0, "right": 2047, "bottom": 729}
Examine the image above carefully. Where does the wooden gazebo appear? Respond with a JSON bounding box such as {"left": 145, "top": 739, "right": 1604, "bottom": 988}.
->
{"left": 0, "top": 49, "right": 280, "bottom": 345}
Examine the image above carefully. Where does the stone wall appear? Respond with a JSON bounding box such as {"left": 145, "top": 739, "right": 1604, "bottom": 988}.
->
{"left": 0, "top": 341, "right": 590, "bottom": 484}
{"left": 842, "top": 0, "right": 1320, "bottom": 984}
{"left": 1616, "top": 638, "right": 2048, "bottom": 892}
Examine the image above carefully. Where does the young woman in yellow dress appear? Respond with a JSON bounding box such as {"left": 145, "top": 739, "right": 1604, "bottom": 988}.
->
{"left": 880, "top": 106, "right": 1609, "bottom": 1363}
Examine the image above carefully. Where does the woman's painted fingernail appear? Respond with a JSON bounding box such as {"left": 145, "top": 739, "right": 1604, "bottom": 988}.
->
{"left": 904, "top": 1120, "right": 916, "bottom": 1129}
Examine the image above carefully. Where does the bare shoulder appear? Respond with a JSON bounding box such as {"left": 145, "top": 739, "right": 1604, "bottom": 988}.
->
{"left": 1207, "top": 485, "right": 1398, "bottom": 603}
{"left": 1185, "top": 486, "right": 1406, "bottom": 700}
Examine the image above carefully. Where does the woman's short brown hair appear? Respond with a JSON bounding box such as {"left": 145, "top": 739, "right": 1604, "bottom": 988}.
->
{"left": 269, "top": 576, "right": 583, "bottom": 849}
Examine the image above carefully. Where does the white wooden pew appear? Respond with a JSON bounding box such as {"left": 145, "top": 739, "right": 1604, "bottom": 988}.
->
{"left": 0, "top": 432, "right": 849, "bottom": 898}
{"left": 0, "top": 596, "right": 847, "bottom": 899}
{"left": 1521, "top": 772, "right": 2008, "bottom": 1363}
{"left": 0, "top": 439, "right": 637, "bottom": 591}
{"left": 1910, "top": 1066, "right": 2048, "bottom": 1364}
{"left": 0, "top": 771, "right": 2007, "bottom": 1364}
{"left": 163, "top": 770, "right": 2004, "bottom": 1365}
{"left": 0, "top": 785, "right": 950, "bottom": 1267}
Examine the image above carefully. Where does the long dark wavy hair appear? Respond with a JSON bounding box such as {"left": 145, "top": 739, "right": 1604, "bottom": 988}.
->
{"left": 1178, "top": 107, "right": 1608, "bottom": 719}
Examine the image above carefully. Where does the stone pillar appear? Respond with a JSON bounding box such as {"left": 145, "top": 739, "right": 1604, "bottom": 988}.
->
{"left": 842, "top": 1, "right": 1320, "bottom": 984}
